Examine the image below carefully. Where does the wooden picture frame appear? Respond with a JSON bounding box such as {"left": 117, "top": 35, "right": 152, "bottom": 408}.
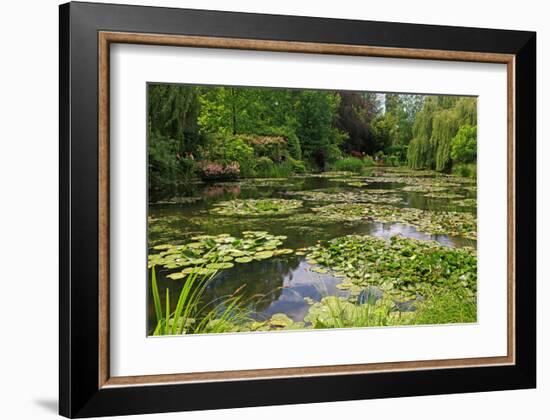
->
{"left": 59, "top": 2, "right": 536, "bottom": 417}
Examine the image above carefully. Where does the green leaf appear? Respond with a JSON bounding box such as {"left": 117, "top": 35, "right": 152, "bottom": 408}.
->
{"left": 151, "top": 267, "right": 162, "bottom": 325}
{"left": 235, "top": 256, "right": 253, "bottom": 263}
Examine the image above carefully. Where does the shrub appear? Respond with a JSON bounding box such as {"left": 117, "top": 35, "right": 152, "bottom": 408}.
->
{"left": 331, "top": 157, "right": 365, "bottom": 174}
{"left": 452, "top": 163, "right": 477, "bottom": 179}
{"left": 203, "top": 135, "right": 255, "bottom": 177}
{"left": 362, "top": 155, "right": 375, "bottom": 167}
{"left": 239, "top": 134, "right": 287, "bottom": 161}
{"left": 259, "top": 127, "right": 302, "bottom": 160}
{"left": 288, "top": 157, "right": 306, "bottom": 174}
{"left": 451, "top": 124, "right": 477, "bottom": 164}
{"left": 385, "top": 155, "right": 400, "bottom": 167}
{"left": 148, "top": 131, "right": 198, "bottom": 189}
{"left": 414, "top": 289, "right": 477, "bottom": 325}
{"left": 254, "top": 160, "right": 295, "bottom": 178}
{"left": 198, "top": 161, "right": 240, "bottom": 181}
{"left": 254, "top": 156, "right": 274, "bottom": 173}
{"left": 384, "top": 144, "right": 408, "bottom": 164}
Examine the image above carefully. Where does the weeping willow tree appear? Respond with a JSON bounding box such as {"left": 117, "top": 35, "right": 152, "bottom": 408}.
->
{"left": 148, "top": 84, "right": 204, "bottom": 189}
{"left": 407, "top": 96, "right": 476, "bottom": 171}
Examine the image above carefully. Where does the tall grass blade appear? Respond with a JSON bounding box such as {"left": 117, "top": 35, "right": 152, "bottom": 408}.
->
{"left": 151, "top": 266, "right": 163, "bottom": 325}
{"left": 165, "top": 288, "right": 170, "bottom": 335}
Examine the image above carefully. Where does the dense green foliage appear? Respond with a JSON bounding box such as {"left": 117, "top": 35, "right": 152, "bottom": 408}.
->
{"left": 407, "top": 96, "right": 477, "bottom": 173}
{"left": 451, "top": 124, "right": 477, "bottom": 164}
{"left": 331, "top": 157, "right": 369, "bottom": 173}
{"left": 147, "top": 85, "right": 204, "bottom": 188}
{"left": 147, "top": 84, "right": 476, "bottom": 189}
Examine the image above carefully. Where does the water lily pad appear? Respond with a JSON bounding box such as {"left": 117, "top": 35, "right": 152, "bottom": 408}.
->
{"left": 206, "top": 262, "right": 234, "bottom": 269}
{"left": 211, "top": 198, "right": 303, "bottom": 216}
{"left": 254, "top": 250, "right": 274, "bottom": 259}
{"left": 285, "top": 189, "right": 402, "bottom": 204}
{"left": 235, "top": 256, "right": 253, "bottom": 263}
{"left": 305, "top": 234, "right": 477, "bottom": 297}
{"left": 310, "top": 203, "right": 477, "bottom": 239}
{"left": 181, "top": 267, "right": 217, "bottom": 276}
{"left": 166, "top": 272, "right": 186, "bottom": 280}
{"left": 148, "top": 231, "right": 294, "bottom": 276}
{"left": 268, "top": 313, "right": 294, "bottom": 328}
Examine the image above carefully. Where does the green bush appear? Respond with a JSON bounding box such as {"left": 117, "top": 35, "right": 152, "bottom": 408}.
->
{"left": 259, "top": 127, "right": 303, "bottom": 161}
{"left": 254, "top": 156, "right": 274, "bottom": 173}
{"left": 385, "top": 155, "right": 400, "bottom": 167}
{"left": 414, "top": 289, "right": 477, "bottom": 325}
{"left": 148, "top": 131, "right": 198, "bottom": 189}
{"left": 331, "top": 157, "right": 365, "bottom": 173}
{"left": 452, "top": 163, "right": 477, "bottom": 179}
{"left": 362, "top": 155, "right": 375, "bottom": 167}
{"left": 384, "top": 144, "right": 408, "bottom": 164}
{"left": 204, "top": 135, "right": 255, "bottom": 177}
{"left": 288, "top": 157, "right": 306, "bottom": 174}
{"left": 451, "top": 124, "right": 477, "bottom": 164}
{"left": 254, "top": 160, "right": 295, "bottom": 178}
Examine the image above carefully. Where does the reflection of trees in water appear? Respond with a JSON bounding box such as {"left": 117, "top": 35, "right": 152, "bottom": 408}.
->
{"left": 202, "top": 183, "right": 242, "bottom": 199}
{"left": 405, "top": 191, "right": 476, "bottom": 214}
{"left": 202, "top": 256, "right": 302, "bottom": 314}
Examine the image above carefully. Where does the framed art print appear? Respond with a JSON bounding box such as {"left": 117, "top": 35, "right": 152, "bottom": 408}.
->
{"left": 59, "top": 2, "right": 536, "bottom": 417}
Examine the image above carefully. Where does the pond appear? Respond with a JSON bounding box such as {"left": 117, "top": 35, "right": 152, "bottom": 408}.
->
{"left": 147, "top": 168, "right": 477, "bottom": 332}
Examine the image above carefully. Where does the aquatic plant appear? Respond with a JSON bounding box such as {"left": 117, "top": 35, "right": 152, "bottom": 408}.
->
{"left": 149, "top": 196, "right": 203, "bottom": 205}
{"left": 303, "top": 286, "right": 476, "bottom": 329}
{"left": 148, "top": 231, "right": 294, "bottom": 277}
{"left": 304, "top": 295, "right": 414, "bottom": 328}
{"left": 211, "top": 198, "right": 303, "bottom": 216}
{"left": 310, "top": 203, "right": 477, "bottom": 239}
{"left": 413, "top": 288, "right": 477, "bottom": 325}
{"left": 150, "top": 266, "right": 254, "bottom": 335}
{"left": 402, "top": 185, "right": 449, "bottom": 193}
{"left": 424, "top": 192, "right": 464, "bottom": 199}
{"left": 307, "top": 171, "right": 354, "bottom": 178}
{"left": 284, "top": 189, "right": 402, "bottom": 205}
{"left": 454, "top": 198, "right": 477, "bottom": 207}
{"left": 238, "top": 177, "right": 304, "bottom": 189}
{"left": 306, "top": 235, "right": 477, "bottom": 298}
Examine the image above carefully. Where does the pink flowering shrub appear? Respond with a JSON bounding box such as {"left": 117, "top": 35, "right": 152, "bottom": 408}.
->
{"left": 199, "top": 160, "right": 240, "bottom": 181}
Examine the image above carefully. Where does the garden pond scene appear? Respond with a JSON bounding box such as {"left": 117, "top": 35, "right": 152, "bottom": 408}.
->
{"left": 147, "top": 84, "right": 478, "bottom": 335}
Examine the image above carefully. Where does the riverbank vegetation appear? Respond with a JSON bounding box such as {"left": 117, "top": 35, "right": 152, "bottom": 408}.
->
{"left": 148, "top": 85, "right": 477, "bottom": 192}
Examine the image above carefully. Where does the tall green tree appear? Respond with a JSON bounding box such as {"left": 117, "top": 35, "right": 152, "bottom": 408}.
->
{"left": 335, "top": 91, "right": 379, "bottom": 155}
{"left": 407, "top": 96, "right": 476, "bottom": 171}
{"left": 293, "top": 90, "right": 345, "bottom": 168}
{"left": 384, "top": 94, "right": 424, "bottom": 146}
{"left": 147, "top": 84, "right": 202, "bottom": 188}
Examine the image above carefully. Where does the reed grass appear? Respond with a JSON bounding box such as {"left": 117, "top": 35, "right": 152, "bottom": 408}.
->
{"left": 150, "top": 266, "right": 254, "bottom": 335}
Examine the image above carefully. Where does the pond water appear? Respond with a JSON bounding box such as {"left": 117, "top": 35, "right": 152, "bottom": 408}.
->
{"left": 147, "top": 170, "right": 476, "bottom": 331}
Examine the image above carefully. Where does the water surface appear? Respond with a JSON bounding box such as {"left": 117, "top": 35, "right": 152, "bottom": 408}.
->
{"left": 147, "top": 172, "right": 476, "bottom": 330}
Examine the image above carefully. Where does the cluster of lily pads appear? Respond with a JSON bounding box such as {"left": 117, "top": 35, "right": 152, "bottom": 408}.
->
{"left": 402, "top": 185, "right": 450, "bottom": 193}
{"left": 238, "top": 178, "right": 304, "bottom": 189}
{"left": 150, "top": 196, "right": 203, "bottom": 205}
{"left": 284, "top": 189, "right": 402, "bottom": 205}
{"left": 210, "top": 198, "right": 303, "bottom": 216}
{"left": 423, "top": 192, "right": 465, "bottom": 199}
{"left": 305, "top": 234, "right": 477, "bottom": 299}
{"left": 303, "top": 295, "right": 416, "bottom": 329}
{"left": 148, "top": 231, "right": 293, "bottom": 280}
{"left": 454, "top": 198, "right": 477, "bottom": 207}
{"left": 310, "top": 203, "right": 477, "bottom": 239}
